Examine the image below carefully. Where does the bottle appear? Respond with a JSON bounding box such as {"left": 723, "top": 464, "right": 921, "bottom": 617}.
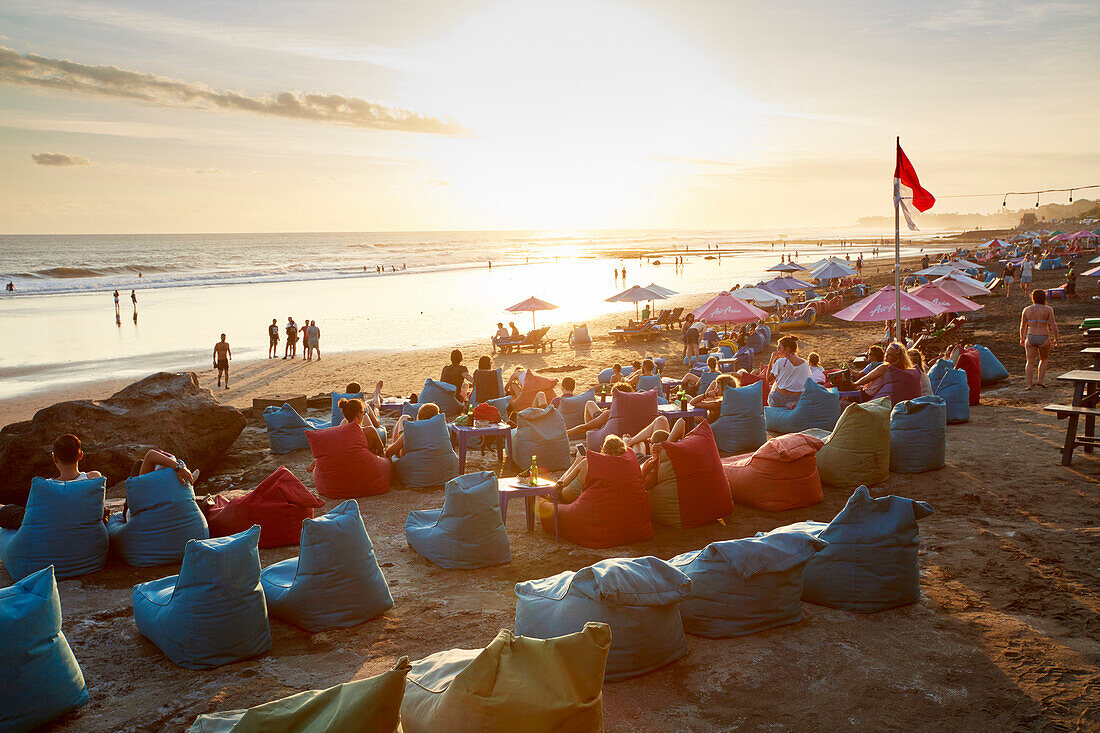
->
{"left": 467, "top": 403, "right": 473, "bottom": 426}
{"left": 681, "top": 389, "right": 688, "bottom": 412}
{"left": 531, "top": 456, "right": 538, "bottom": 484}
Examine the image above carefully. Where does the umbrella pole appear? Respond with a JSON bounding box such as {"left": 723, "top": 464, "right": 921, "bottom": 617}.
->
{"left": 532, "top": 311, "right": 537, "bottom": 330}
{"left": 894, "top": 136, "right": 903, "bottom": 343}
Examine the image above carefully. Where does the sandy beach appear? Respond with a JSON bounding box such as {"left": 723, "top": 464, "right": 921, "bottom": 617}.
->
{"left": 1, "top": 252, "right": 1097, "bottom": 730}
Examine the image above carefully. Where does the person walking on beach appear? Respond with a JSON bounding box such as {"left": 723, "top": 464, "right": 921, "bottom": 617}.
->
{"left": 268, "top": 318, "right": 280, "bottom": 358}
{"left": 113, "top": 290, "right": 120, "bottom": 315}
{"left": 130, "top": 289, "right": 137, "bottom": 310}
{"left": 307, "top": 321, "right": 321, "bottom": 361}
{"left": 299, "top": 319, "right": 310, "bottom": 360}
{"left": 1020, "top": 289, "right": 1058, "bottom": 389}
{"left": 284, "top": 317, "right": 297, "bottom": 359}
{"left": 1020, "top": 255, "right": 1033, "bottom": 294}
{"left": 213, "top": 334, "right": 232, "bottom": 389}
{"left": 1002, "top": 261, "right": 1015, "bottom": 298}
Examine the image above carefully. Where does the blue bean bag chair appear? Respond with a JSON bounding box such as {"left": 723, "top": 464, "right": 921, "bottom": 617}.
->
{"left": 133, "top": 526, "right": 271, "bottom": 669}
{"left": 393, "top": 414, "right": 460, "bottom": 489}
{"left": 890, "top": 396, "right": 947, "bottom": 474}
{"left": 263, "top": 403, "right": 330, "bottom": 454}
{"left": 759, "top": 324, "right": 772, "bottom": 343}
{"left": 927, "top": 359, "right": 970, "bottom": 424}
{"left": 711, "top": 381, "right": 767, "bottom": 454}
{"left": 405, "top": 472, "right": 510, "bottom": 570}
{"left": 669, "top": 525, "right": 828, "bottom": 638}
{"left": 330, "top": 391, "right": 365, "bottom": 427}
{"left": 765, "top": 378, "right": 841, "bottom": 434}
{"left": 107, "top": 468, "right": 209, "bottom": 567}
{"left": 0, "top": 566, "right": 89, "bottom": 732}
{"left": 792, "top": 487, "right": 934, "bottom": 613}
{"left": 261, "top": 500, "right": 393, "bottom": 631}
{"left": 482, "top": 395, "right": 512, "bottom": 422}
{"left": 597, "top": 366, "right": 635, "bottom": 383}
{"left": 511, "top": 405, "right": 571, "bottom": 471}
{"left": 718, "top": 345, "right": 735, "bottom": 359}
{"left": 419, "top": 378, "right": 464, "bottom": 418}
{"left": 973, "top": 344, "right": 1009, "bottom": 385}
{"left": 637, "top": 374, "right": 663, "bottom": 396}
{"left": 0, "top": 476, "right": 109, "bottom": 581}
{"left": 745, "top": 329, "right": 767, "bottom": 354}
{"left": 559, "top": 389, "right": 595, "bottom": 429}
{"left": 471, "top": 368, "right": 505, "bottom": 405}
{"left": 514, "top": 556, "right": 692, "bottom": 681}
{"left": 734, "top": 347, "right": 753, "bottom": 371}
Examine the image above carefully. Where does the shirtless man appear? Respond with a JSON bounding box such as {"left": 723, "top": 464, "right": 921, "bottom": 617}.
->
{"left": 213, "top": 334, "right": 232, "bottom": 389}
{"left": 284, "top": 317, "right": 297, "bottom": 359}
{"left": 300, "top": 319, "right": 310, "bottom": 360}
{"left": 307, "top": 321, "right": 321, "bottom": 361}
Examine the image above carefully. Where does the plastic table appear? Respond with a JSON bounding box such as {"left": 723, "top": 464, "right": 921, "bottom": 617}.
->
{"left": 500, "top": 477, "right": 558, "bottom": 540}
{"left": 657, "top": 403, "right": 708, "bottom": 429}
{"left": 447, "top": 422, "right": 512, "bottom": 474}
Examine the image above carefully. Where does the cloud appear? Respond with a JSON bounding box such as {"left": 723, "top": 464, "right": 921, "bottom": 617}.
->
{"left": 0, "top": 47, "right": 469, "bottom": 137}
{"left": 31, "top": 151, "right": 91, "bottom": 166}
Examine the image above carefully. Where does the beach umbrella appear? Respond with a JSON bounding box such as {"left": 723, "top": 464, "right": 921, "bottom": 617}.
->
{"left": 914, "top": 264, "right": 965, "bottom": 277}
{"left": 981, "top": 239, "right": 1010, "bottom": 249}
{"left": 691, "top": 291, "right": 769, "bottom": 324}
{"left": 807, "top": 256, "right": 849, "bottom": 271}
{"left": 728, "top": 287, "right": 787, "bottom": 307}
{"left": 645, "top": 282, "right": 679, "bottom": 298}
{"left": 811, "top": 261, "right": 858, "bottom": 280}
{"left": 766, "top": 261, "right": 805, "bottom": 273}
{"left": 834, "top": 286, "right": 946, "bottom": 322}
{"left": 907, "top": 284, "right": 983, "bottom": 313}
{"left": 945, "top": 258, "right": 985, "bottom": 270}
{"left": 1050, "top": 230, "right": 1065, "bottom": 236}
{"left": 506, "top": 295, "right": 559, "bottom": 329}
{"left": 931, "top": 273, "right": 992, "bottom": 297}
{"left": 1051, "top": 233, "right": 1073, "bottom": 242}
{"left": 1009, "top": 234, "right": 1030, "bottom": 242}
{"left": 761, "top": 276, "right": 815, "bottom": 292}
{"left": 1081, "top": 264, "right": 1100, "bottom": 277}
{"left": 606, "top": 284, "right": 666, "bottom": 318}
{"left": 1070, "top": 230, "right": 1098, "bottom": 240}
{"left": 1039, "top": 229, "right": 1051, "bottom": 235}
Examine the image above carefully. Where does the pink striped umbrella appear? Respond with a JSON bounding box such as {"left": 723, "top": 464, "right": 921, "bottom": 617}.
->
{"left": 907, "top": 284, "right": 983, "bottom": 313}
{"left": 1070, "top": 230, "right": 1099, "bottom": 240}
{"left": 691, "top": 291, "right": 769, "bottom": 324}
{"left": 833, "top": 286, "right": 946, "bottom": 322}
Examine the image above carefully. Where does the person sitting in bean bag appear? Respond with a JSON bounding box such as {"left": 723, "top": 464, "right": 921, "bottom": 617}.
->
{"left": 565, "top": 384, "right": 635, "bottom": 439}
{"left": 384, "top": 403, "right": 441, "bottom": 459}
{"left": 0, "top": 434, "right": 105, "bottom": 530}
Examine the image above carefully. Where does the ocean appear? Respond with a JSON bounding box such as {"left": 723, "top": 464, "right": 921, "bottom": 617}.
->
{"left": 0, "top": 229, "right": 953, "bottom": 401}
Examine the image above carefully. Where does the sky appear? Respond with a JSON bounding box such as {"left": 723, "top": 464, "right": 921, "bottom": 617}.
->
{"left": 1, "top": 0, "right": 1097, "bottom": 234}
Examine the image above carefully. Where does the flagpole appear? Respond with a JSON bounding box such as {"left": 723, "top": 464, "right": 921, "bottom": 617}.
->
{"left": 894, "top": 136, "right": 903, "bottom": 343}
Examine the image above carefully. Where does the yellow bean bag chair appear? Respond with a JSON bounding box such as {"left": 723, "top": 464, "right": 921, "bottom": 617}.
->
{"left": 802, "top": 397, "right": 891, "bottom": 489}
{"left": 401, "top": 623, "right": 611, "bottom": 732}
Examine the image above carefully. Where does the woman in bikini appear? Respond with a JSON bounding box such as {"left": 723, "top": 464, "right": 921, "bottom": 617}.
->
{"left": 1020, "top": 289, "right": 1058, "bottom": 390}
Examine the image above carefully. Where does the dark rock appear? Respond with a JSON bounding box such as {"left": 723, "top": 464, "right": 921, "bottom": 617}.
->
{"left": 0, "top": 372, "right": 246, "bottom": 503}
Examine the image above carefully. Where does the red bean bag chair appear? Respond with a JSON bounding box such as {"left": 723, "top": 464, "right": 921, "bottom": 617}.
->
{"left": 203, "top": 466, "right": 325, "bottom": 548}
{"left": 649, "top": 421, "right": 733, "bottom": 529}
{"left": 538, "top": 450, "right": 652, "bottom": 548}
{"left": 722, "top": 433, "right": 824, "bottom": 512}
{"left": 736, "top": 371, "right": 770, "bottom": 409}
{"left": 306, "top": 422, "right": 392, "bottom": 499}
{"left": 952, "top": 347, "right": 982, "bottom": 406}
{"left": 511, "top": 372, "right": 559, "bottom": 413}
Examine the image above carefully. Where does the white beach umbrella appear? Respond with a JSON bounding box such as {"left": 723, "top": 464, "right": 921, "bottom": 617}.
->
{"left": 606, "top": 284, "right": 667, "bottom": 318}
{"left": 915, "top": 264, "right": 965, "bottom": 277}
{"left": 728, "top": 287, "right": 787, "bottom": 306}
{"left": 645, "top": 282, "right": 679, "bottom": 298}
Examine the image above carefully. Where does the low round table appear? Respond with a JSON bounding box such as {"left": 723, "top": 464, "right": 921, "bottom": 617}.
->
{"left": 500, "top": 477, "right": 558, "bottom": 540}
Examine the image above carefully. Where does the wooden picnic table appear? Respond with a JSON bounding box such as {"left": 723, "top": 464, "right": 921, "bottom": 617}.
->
{"left": 1045, "top": 369, "right": 1100, "bottom": 465}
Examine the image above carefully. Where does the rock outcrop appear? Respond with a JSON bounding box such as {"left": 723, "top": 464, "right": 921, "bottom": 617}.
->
{"left": 0, "top": 372, "right": 246, "bottom": 503}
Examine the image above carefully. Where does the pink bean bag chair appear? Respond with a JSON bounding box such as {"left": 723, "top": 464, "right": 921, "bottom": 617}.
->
{"left": 586, "top": 389, "right": 660, "bottom": 451}
{"left": 648, "top": 421, "right": 733, "bottom": 529}
{"left": 511, "top": 372, "right": 559, "bottom": 413}
{"left": 307, "top": 422, "right": 392, "bottom": 499}
{"left": 539, "top": 450, "right": 652, "bottom": 548}
{"left": 722, "top": 433, "right": 824, "bottom": 512}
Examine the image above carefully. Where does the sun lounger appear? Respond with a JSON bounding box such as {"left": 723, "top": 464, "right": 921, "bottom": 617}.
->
{"left": 609, "top": 321, "right": 658, "bottom": 341}
{"left": 652, "top": 309, "right": 672, "bottom": 326}
{"left": 667, "top": 307, "right": 685, "bottom": 326}
{"left": 497, "top": 326, "right": 554, "bottom": 353}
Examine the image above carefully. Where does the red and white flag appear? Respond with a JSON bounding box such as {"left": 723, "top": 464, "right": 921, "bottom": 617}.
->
{"left": 894, "top": 141, "right": 935, "bottom": 231}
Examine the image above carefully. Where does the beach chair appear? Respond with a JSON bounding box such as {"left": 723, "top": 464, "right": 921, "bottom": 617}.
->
{"left": 511, "top": 326, "right": 554, "bottom": 353}
{"left": 652, "top": 309, "right": 672, "bottom": 326}
{"left": 668, "top": 307, "right": 685, "bottom": 326}
{"left": 609, "top": 321, "right": 657, "bottom": 342}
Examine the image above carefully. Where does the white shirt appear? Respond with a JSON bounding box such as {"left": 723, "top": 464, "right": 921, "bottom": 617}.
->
{"left": 495, "top": 327, "right": 509, "bottom": 339}
{"left": 920, "top": 372, "right": 933, "bottom": 397}
{"left": 809, "top": 365, "right": 827, "bottom": 385}
{"left": 1021, "top": 260, "right": 1033, "bottom": 276}
{"left": 771, "top": 356, "right": 812, "bottom": 392}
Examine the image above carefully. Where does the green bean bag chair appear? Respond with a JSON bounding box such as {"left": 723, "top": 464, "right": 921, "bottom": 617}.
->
{"left": 803, "top": 397, "right": 891, "bottom": 489}
{"left": 189, "top": 657, "right": 410, "bottom": 732}
{"left": 401, "top": 623, "right": 610, "bottom": 732}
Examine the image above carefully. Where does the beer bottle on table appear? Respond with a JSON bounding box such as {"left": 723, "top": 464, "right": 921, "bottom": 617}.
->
{"left": 531, "top": 456, "right": 538, "bottom": 484}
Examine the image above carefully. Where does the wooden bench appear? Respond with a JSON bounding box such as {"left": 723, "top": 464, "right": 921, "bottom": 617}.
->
{"left": 1086, "top": 328, "right": 1100, "bottom": 344}
{"left": 1043, "top": 403, "right": 1100, "bottom": 465}
{"left": 1081, "top": 347, "right": 1100, "bottom": 370}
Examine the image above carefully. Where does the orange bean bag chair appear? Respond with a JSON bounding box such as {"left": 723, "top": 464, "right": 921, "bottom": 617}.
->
{"left": 204, "top": 466, "right": 325, "bottom": 548}
{"left": 539, "top": 450, "right": 652, "bottom": 548}
{"left": 511, "top": 372, "right": 559, "bottom": 413}
{"left": 306, "top": 422, "right": 392, "bottom": 499}
{"left": 721, "top": 433, "right": 824, "bottom": 512}
{"left": 648, "top": 421, "right": 733, "bottom": 529}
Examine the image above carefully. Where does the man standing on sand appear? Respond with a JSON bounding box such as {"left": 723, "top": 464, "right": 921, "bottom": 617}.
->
{"left": 131, "top": 289, "right": 137, "bottom": 310}
{"left": 213, "top": 334, "right": 231, "bottom": 389}
{"left": 113, "top": 290, "right": 120, "bottom": 315}
{"left": 284, "top": 317, "right": 297, "bottom": 359}
{"left": 268, "top": 318, "right": 280, "bottom": 358}
{"left": 300, "top": 319, "right": 310, "bottom": 360}
{"left": 307, "top": 321, "right": 321, "bottom": 361}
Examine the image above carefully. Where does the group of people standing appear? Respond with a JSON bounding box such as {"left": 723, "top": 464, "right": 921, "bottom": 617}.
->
{"left": 269, "top": 317, "right": 322, "bottom": 361}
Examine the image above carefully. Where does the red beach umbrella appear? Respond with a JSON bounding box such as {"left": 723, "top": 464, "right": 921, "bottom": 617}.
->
{"left": 691, "top": 291, "right": 769, "bottom": 324}
{"left": 506, "top": 295, "right": 559, "bottom": 329}
{"left": 907, "top": 284, "right": 983, "bottom": 313}
{"left": 833, "top": 286, "right": 946, "bottom": 322}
